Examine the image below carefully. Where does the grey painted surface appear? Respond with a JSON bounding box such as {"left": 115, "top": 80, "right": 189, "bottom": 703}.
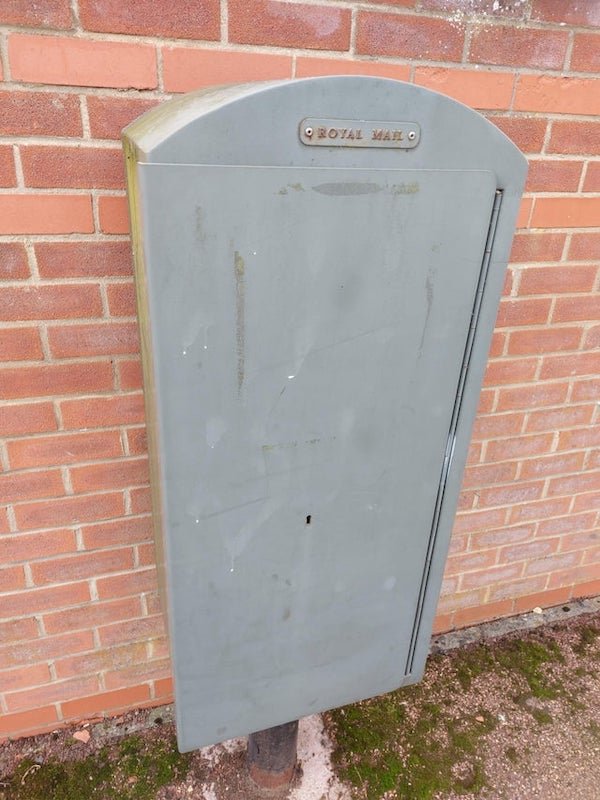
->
{"left": 123, "top": 77, "right": 527, "bottom": 751}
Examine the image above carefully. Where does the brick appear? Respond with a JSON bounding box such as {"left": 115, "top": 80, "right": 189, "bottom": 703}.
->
{"left": 357, "top": 11, "right": 464, "bottom": 61}
{"left": 584, "top": 325, "right": 600, "bottom": 349}
{"left": 471, "top": 412, "right": 524, "bottom": 441}
{"left": 7, "top": 676, "right": 101, "bottom": 713}
{"left": 495, "top": 298, "right": 551, "bottom": 327}
{"left": 452, "top": 507, "right": 507, "bottom": 534}
{"left": 526, "top": 551, "right": 582, "bottom": 576}
{"left": 553, "top": 296, "right": 600, "bottom": 323}
{"left": 478, "top": 481, "right": 544, "bottom": 509}
{"left": 137, "top": 542, "right": 155, "bottom": 566}
{"left": 444, "top": 550, "right": 497, "bottom": 576}
{"left": 488, "top": 575, "right": 546, "bottom": 602}
{"left": 509, "top": 232, "right": 565, "bottom": 263}
{"left": 461, "top": 462, "right": 517, "bottom": 489}
{"left": 0, "top": 706, "right": 58, "bottom": 737}
{"left": 36, "top": 241, "right": 133, "bottom": 279}
{"left": 501, "top": 538, "right": 559, "bottom": 564}
{"left": 477, "top": 390, "right": 495, "bottom": 415}
{"left": 0, "top": 565, "right": 26, "bottom": 592}
{"left": 436, "top": 589, "right": 485, "bottom": 615}
{"left": 517, "top": 198, "right": 533, "bottom": 228}
{"left": 9, "top": 34, "right": 157, "bottom": 90}
{"left": 106, "top": 658, "right": 170, "bottom": 690}
{"left": 531, "top": 197, "right": 600, "bottom": 229}
{"left": 572, "top": 379, "right": 599, "bottom": 402}
{"left": 163, "top": 48, "right": 292, "bottom": 93}
{"left": 470, "top": 26, "right": 568, "bottom": 70}
{"left": 61, "top": 684, "right": 151, "bottom": 719}
{"left": 118, "top": 359, "right": 143, "bottom": 390}
{"left": 571, "top": 33, "right": 600, "bottom": 73}
{"left": 453, "top": 599, "right": 514, "bottom": 629}
{"left": 531, "top": 1, "right": 600, "bottom": 27}
{"left": 0, "top": 617, "right": 38, "bottom": 645}
{"left": 489, "top": 116, "right": 547, "bottom": 154}
{"left": 521, "top": 265, "right": 596, "bottom": 296}
{"left": 486, "top": 433, "right": 554, "bottom": 462}
{"left": 21, "top": 146, "right": 124, "bottom": 190}
{"left": 523, "top": 452, "right": 586, "bottom": 482}
{"left": 573, "top": 578, "right": 600, "bottom": 598}
{"left": 31, "top": 546, "right": 133, "bottom": 586}
{"left": 15, "top": 492, "right": 124, "bottom": 531}
{"left": 55, "top": 641, "right": 147, "bottom": 679}
{"left": 87, "top": 96, "right": 159, "bottom": 141}
{"left": 414, "top": 67, "right": 514, "bottom": 110}
{"left": 0, "top": 284, "right": 102, "bottom": 322}
{"left": 296, "top": 57, "right": 410, "bottom": 81}
{"left": 558, "top": 426, "right": 600, "bottom": 451}
{"left": 3, "top": 529, "right": 76, "bottom": 563}
{"left": 82, "top": 515, "right": 152, "bottom": 550}
{"left": 0, "top": 582, "right": 89, "bottom": 618}
{"left": 61, "top": 393, "right": 144, "bottom": 429}
{"left": 130, "top": 486, "right": 151, "bottom": 514}
{"left": 0, "top": 630, "right": 94, "bottom": 669}
{"left": 508, "top": 326, "right": 582, "bottom": 356}
{"left": 229, "top": 0, "right": 351, "bottom": 51}
{"left": 488, "top": 331, "right": 506, "bottom": 358}
{"left": 483, "top": 358, "right": 537, "bottom": 387}
{"left": 1, "top": 0, "right": 72, "bottom": 28}
{"left": 98, "top": 614, "right": 164, "bottom": 647}
{"left": 557, "top": 518, "right": 599, "bottom": 549}
{"left": 44, "top": 596, "right": 142, "bottom": 635}
{"left": 0, "top": 468, "right": 64, "bottom": 504}
{"left": 79, "top": 0, "right": 219, "bottom": 39}
{"left": 96, "top": 567, "right": 157, "bottom": 600}
{"left": 548, "top": 563, "right": 600, "bottom": 590}
{"left": 496, "top": 380, "right": 569, "bottom": 412}
{"left": 126, "top": 427, "right": 147, "bottom": 455}
{"left": 0, "top": 663, "right": 50, "bottom": 693}
{"left": 70, "top": 458, "right": 149, "bottom": 493}
{"left": 509, "top": 497, "right": 571, "bottom": 524}
{"left": 0, "top": 361, "right": 113, "bottom": 401}
{"left": 461, "top": 562, "right": 523, "bottom": 590}
{"left": 514, "top": 75, "right": 600, "bottom": 116}
{"left": 8, "top": 430, "right": 122, "bottom": 469}
{"left": 0, "top": 243, "right": 29, "bottom": 280}
{"left": 525, "top": 160, "right": 583, "bottom": 193}
{"left": 0, "top": 507, "right": 10, "bottom": 534}
{"left": 0, "top": 90, "right": 81, "bottom": 137}
{"left": 48, "top": 321, "right": 139, "bottom": 358}
{"left": 549, "top": 471, "right": 600, "bottom": 498}
{"left": 470, "top": 524, "right": 535, "bottom": 550}
{"left": 548, "top": 121, "right": 600, "bottom": 156}
{"left": 526, "top": 406, "right": 592, "bottom": 433}
{"left": 0, "top": 145, "right": 16, "bottom": 187}
{"left": 0, "top": 195, "right": 93, "bottom": 235}
{"left": 99, "top": 196, "right": 129, "bottom": 234}
{"left": 583, "top": 163, "right": 600, "bottom": 192}
{"left": 107, "top": 282, "right": 136, "bottom": 316}
{"left": 569, "top": 233, "right": 600, "bottom": 261}
{"left": 540, "top": 351, "right": 600, "bottom": 380}
{"left": 422, "top": 0, "right": 525, "bottom": 16}
{"left": 0, "top": 327, "right": 43, "bottom": 362}
{"left": 513, "top": 586, "right": 572, "bottom": 613}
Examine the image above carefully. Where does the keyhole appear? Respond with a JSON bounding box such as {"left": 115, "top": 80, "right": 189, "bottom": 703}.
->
{"left": 306, "top": 515, "right": 312, "bottom": 525}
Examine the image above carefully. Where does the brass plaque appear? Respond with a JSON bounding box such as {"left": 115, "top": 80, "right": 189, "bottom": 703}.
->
{"left": 299, "top": 118, "right": 420, "bottom": 148}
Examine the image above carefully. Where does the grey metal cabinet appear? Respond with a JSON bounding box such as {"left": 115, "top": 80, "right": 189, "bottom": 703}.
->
{"left": 123, "top": 77, "right": 526, "bottom": 751}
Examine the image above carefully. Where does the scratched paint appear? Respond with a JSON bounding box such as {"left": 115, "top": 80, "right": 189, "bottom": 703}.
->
{"left": 234, "top": 250, "right": 245, "bottom": 395}
{"left": 313, "top": 181, "right": 382, "bottom": 196}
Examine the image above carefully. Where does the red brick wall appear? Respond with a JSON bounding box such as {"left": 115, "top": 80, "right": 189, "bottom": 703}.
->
{"left": 0, "top": 0, "right": 598, "bottom": 739}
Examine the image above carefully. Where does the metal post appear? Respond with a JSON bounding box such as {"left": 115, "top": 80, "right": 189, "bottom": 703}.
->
{"left": 247, "top": 720, "right": 299, "bottom": 789}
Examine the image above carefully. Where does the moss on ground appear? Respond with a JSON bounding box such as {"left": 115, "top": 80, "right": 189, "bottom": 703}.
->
{"left": 327, "top": 630, "right": 569, "bottom": 799}
{"left": 0, "top": 733, "right": 191, "bottom": 800}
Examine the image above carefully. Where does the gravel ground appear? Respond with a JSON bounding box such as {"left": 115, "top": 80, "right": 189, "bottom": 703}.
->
{"left": 1, "top": 605, "right": 600, "bottom": 799}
